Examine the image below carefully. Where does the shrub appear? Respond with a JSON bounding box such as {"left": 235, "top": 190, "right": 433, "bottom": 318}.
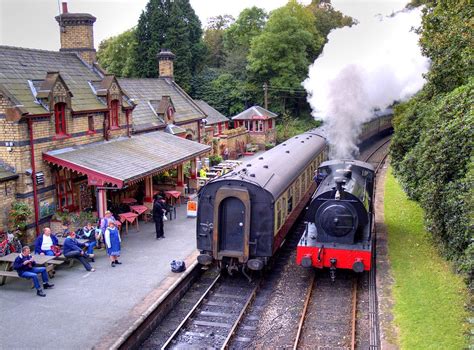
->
{"left": 391, "top": 80, "right": 473, "bottom": 281}
{"left": 209, "top": 155, "right": 223, "bottom": 166}
{"left": 8, "top": 201, "right": 32, "bottom": 233}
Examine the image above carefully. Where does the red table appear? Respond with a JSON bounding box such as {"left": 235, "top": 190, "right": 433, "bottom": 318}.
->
{"left": 121, "top": 198, "right": 137, "bottom": 205}
{"left": 130, "top": 205, "right": 149, "bottom": 221}
{"left": 118, "top": 212, "right": 139, "bottom": 234}
{"left": 165, "top": 190, "right": 182, "bottom": 206}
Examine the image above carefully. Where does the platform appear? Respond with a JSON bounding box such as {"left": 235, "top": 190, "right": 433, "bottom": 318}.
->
{"left": 0, "top": 204, "right": 198, "bottom": 349}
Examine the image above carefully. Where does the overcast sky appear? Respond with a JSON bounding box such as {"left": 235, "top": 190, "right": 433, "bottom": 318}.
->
{"left": 0, "top": 0, "right": 408, "bottom": 51}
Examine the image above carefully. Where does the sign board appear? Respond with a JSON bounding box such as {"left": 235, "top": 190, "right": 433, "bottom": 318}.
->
{"left": 187, "top": 201, "right": 198, "bottom": 217}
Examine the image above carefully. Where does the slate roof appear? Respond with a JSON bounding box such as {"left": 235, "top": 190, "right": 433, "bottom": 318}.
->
{"left": 195, "top": 100, "right": 229, "bottom": 125}
{"left": 118, "top": 78, "right": 206, "bottom": 132}
{"left": 0, "top": 46, "right": 114, "bottom": 114}
{"left": 0, "top": 165, "right": 18, "bottom": 182}
{"left": 231, "top": 106, "right": 278, "bottom": 120}
{"left": 43, "top": 131, "right": 210, "bottom": 188}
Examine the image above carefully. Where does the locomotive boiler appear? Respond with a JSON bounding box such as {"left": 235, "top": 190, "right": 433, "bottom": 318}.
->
{"left": 296, "top": 160, "right": 375, "bottom": 278}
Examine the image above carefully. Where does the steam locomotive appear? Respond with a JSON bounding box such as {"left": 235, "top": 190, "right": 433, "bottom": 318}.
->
{"left": 296, "top": 160, "right": 375, "bottom": 279}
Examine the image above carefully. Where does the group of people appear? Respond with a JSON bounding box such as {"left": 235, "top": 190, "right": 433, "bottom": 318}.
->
{"left": 13, "top": 211, "right": 122, "bottom": 297}
{"left": 13, "top": 195, "right": 174, "bottom": 297}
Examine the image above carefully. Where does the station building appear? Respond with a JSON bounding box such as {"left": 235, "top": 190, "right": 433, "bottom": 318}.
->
{"left": 231, "top": 106, "right": 277, "bottom": 149}
{"left": 0, "top": 3, "right": 210, "bottom": 240}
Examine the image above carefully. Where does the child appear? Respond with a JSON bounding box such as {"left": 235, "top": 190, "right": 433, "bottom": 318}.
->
{"left": 104, "top": 221, "right": 121, "bottom": 267}
{"left": 82, "top": 222, "right": 100, "bottom": 261}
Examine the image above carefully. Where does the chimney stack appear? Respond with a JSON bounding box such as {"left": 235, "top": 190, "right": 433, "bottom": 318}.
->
{"left": 55, "top": 2, "right": 97, "bottom": 66}
{"left": 157, "top": 49, "right": 176, "bottom": 79}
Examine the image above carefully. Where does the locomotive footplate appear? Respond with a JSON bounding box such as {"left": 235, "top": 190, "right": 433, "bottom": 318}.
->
{"left": 296, "top": 223, "right": 372, "bottom": 272}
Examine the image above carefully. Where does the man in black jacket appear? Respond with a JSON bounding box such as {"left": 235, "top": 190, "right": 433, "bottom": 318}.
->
{"left": 153, "top": 195, "right": 166, "bottom": 239}
{"left": 13, "top": 246, "right": 54, "bottom": 297}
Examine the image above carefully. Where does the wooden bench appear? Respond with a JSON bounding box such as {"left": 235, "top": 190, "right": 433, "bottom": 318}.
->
{"left": 0, "top": 270, "right": 21, "bottom": 285}
{"left": 54, "top": 255, "right": 75, "bottom": 268}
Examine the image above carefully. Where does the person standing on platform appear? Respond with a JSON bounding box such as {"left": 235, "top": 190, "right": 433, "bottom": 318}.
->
{"left": 13, "top": 246, "right": 54, "bottom": 297}
{"left": 153, "top": 194, "right": 166, "bottom": 239}
{"left": 34, "top": 227, "right": 59, "bottom": 256}
{"left": 104, "top": 221, "right": 121, "bottom": 267}
{"left": 63, "top": 231, "right": 96, "bottom": 272}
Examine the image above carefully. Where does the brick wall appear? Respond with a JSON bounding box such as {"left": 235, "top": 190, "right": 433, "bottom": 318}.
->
{"left": 59, "top": 22, "right": 96, "bottom": 64}
{"left": 0, "top": 89, "right": 130, "bottom": 241}
{"left": 159, "top": 60, "right": 174, "bottom": 78}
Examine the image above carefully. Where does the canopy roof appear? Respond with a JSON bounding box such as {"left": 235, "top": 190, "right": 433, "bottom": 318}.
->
{"left": 43, "top": 131, "right": 210, "bottom": 188}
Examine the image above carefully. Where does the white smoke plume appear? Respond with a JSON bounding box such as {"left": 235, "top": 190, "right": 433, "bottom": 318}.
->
{"left": 303, "top": 5, "right": 430, "bottom": 159}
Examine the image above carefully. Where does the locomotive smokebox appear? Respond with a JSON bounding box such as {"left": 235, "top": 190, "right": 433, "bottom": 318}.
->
{"left": 316, "top": 200, "right": 358, "bottom": 244}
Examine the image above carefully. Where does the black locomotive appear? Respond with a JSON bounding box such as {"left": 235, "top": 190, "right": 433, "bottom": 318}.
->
{"left": 297, "top": 160, "right": 375, "bottom": 278}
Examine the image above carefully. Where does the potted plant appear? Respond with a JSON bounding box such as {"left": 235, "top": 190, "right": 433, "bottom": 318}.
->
{"left": 8, "top": 201, "right": 32, "bottom": 242}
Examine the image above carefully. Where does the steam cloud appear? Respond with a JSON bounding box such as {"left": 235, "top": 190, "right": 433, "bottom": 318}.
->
{"left": 303, "top": 6, "right": 430, "bottom": 159}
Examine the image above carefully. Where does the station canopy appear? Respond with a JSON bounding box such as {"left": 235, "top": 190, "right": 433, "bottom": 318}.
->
{"left": 43, "top": 131, "right": 210, "bottom": 188}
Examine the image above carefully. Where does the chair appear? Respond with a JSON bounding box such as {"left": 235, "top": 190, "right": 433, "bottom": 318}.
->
{"left": 167, "top": 205, "right": 177, "bottom": 220}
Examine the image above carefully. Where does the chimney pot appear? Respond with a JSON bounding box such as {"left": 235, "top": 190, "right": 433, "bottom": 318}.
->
{"left": 62, "top": 2, "right": 68, "bottom": 14}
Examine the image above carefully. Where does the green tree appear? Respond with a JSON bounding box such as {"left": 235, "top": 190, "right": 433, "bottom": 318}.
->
{"left": 133, "top": 0, "right": 204, "bottom": 90}
{"left": 247, "top": 0, "right": 324, "bottom": 113}
{"left": 307, "top": 0, "right": 353, "bottom": 47}
{"left": 97, "top": 29, "right": 137, "bottom": 77}
{"left": 419, "top": 1, "right": 473, "bottom": 96}
{"left": 203, "top": 15, "right": 234, "bottom": 68}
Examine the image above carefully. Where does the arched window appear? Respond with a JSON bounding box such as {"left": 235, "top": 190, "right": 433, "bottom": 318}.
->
{"left": 110, "top": 99, "right": 120, "bottom": 128}
{"left": 54, "top": 102, "right": 67, "bottom": 135}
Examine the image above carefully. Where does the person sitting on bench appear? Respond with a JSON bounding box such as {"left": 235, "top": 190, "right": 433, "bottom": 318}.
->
{"left": 63, "top": 231, "right": 96, "bottom": 272}
{"left": 13, "top": 246, "right": 54, "bottom": 297}
{"left": 34, "top": 227, "right": 59, "bottom": 256}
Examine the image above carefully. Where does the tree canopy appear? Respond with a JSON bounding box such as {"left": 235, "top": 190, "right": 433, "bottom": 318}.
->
{"left": 97, "top": 29, "right": 137, "bottom": 77}
{"left": 133, "top": 0, "right": 204, "bottom": 90}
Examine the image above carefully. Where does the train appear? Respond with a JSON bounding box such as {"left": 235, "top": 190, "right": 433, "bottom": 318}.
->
{"left": 296, "top": 160, "right": 375, "bottom": 280}
{"left": 196, "top": 110, "right": 392, "bottom": 276}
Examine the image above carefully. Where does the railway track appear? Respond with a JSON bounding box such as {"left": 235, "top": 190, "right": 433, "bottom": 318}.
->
{"left": 160, "top": 273, "right": 260, "bottom": 349}
{"left": 290, "top": 136, "right": 390, "bottom": 350}
{"left": 293, "top": 271, "right": 359, "bottom": 350}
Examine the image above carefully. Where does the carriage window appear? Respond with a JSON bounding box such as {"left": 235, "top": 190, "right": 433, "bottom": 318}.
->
{"left": 294, "top": 180, "right": 300, "bottom": 203}
{"left": 287, "top": 188, "right": 293, "bottom": 214}
{"left": 276, "top": 200, "right": 282, "bottom": 229}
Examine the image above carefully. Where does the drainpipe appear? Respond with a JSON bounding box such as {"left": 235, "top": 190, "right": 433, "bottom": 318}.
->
{"left": 197, "top": 120, "right": 201, "bottom": 143}
{"left": 126, "top": 110, "right": 131, "bottom": 137}
{"left": 27, "top": 118, "right": 40, "bottom": 236}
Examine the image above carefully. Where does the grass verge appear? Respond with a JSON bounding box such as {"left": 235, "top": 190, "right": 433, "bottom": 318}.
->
{"left": 384, "top": 166, "right": 469, "bottom": 349}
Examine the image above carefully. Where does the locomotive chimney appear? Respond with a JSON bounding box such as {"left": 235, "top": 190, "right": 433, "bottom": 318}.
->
{"left": 335, "top": 178, "right": 345, "bottom": 200}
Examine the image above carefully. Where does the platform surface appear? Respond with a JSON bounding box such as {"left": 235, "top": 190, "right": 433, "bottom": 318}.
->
{"left": 0, "top": 204, "right": 198, "bottom": 350}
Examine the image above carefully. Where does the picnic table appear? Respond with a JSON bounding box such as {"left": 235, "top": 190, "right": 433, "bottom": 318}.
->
{"left": 57, "top": 237, "right": 88, "bottom": 246}
{"left": 118, "top": 212, "right": 139, "bottom": 234}
{"left": 165, "top": 190, "right": 182, "bottom": 206}
{"left": 130, "top": 205, "right": 149, "bottom": 221}
{"left": 0, "top": 253, "right": 57, "bottom": 286}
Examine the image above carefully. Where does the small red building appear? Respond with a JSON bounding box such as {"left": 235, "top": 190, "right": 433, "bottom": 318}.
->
{"left": 231, "top": 106, "right": 277, "bottom": 148}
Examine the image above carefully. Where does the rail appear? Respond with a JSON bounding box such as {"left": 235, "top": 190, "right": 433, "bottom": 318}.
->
{"left": 161, "top": 273, "right": 222, "bottom": 349}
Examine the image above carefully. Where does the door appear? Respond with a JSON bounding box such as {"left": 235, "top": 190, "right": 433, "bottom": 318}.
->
{"left": 213, "top": 187, "right": 251, "bottom": 262}
{"left": 218, "top": 197, "right": 245, "bottom": 252}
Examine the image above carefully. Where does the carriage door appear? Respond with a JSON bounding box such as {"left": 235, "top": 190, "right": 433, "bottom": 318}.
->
{"left": 213, "top": 187, "right": 251, "bottom": 262}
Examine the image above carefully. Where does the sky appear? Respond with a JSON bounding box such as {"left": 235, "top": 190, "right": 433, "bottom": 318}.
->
{"left": 0, "top": 0, "right": 408, "bottom": 51}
